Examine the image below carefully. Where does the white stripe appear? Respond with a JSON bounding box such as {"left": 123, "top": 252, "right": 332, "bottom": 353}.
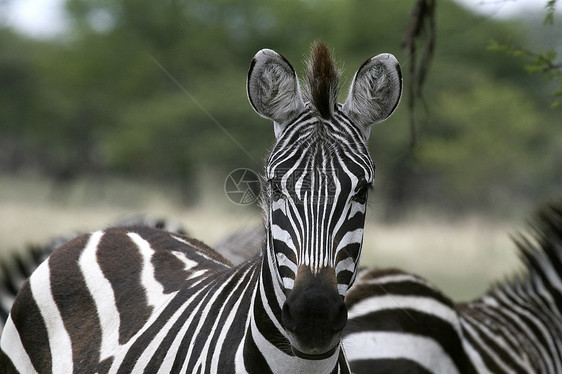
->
{"left": 171, "top": 251, "right": 198, "bottom": 271}
{"left": 30, "top": 259, "right": 73, "bottom": 373}
{"left": 282, "top": 277, "right": 294, "bottom": 290}
{"left": 460, "top": 318, "right": 518, "bottom": 373}
{"left": 271, "top": 224, "right": 297, "bottom": 252}
{"left": 535, "top": 249, "right": 562, "bottom": 293}
{"left": 337, "top": 284, "right": 349, "bottom": 295}
{"left": 250, "top": 313, "right": 340, "bottom": 374}
{"left": 334, "top": 228, "right": 363, "bottom": 255}
{"left": 335, "top": 257, "right": 355, "bottom": 274}
{"left": 490, "top": 296, "right": 552, "bottom": 371}
{"left": 234, "top": 279, "right": 258, "bottom": 374}
{"left": 462, "top": 311, "right": 524, "bottom": 366}
{"left": 343, "top": 332, "right": 460, "bottom": 374}
{"left": 79, "top": 231, "right": 120, "bottom": 360}
{"left": 210, "top": 269, "right": 255, "bottom": 373}
{"left": 348, "top": 200, "right": 365, "bottom": 219}
{"left": 328, "top": 151, "right": 359, "bottom": 243}
{"left": 497, "top": 288, "right": 558, "bottom": 372}
{"left": 465, "top": 311, "right": 536, "bottom": 371}
{"left": 260, "top": 254, "right": 287, "bottom": 335}
{"left": 188, "top": 269, "right": 208, "bottom": 279}
{"left": 348, "top": 295, "right": 461, "bottom": 333}
{"left": 180, "top": 272, "right": 244, "bottom": 373}
{"left": 363, "top": 273, "right": 436, "bottom": 289}
{"left": 460, "top": 336, "right": 493, "bottom": 374}
{"left": 0, "top": 315, "right": 39, "bottom": 374}
{"left": 153, "top": 291, "right": 206, "bottom": 373}
{"left": 108, "top": 282, "right": 210, "bottom": 373}
{"left": 489, "top": 291, "right": 555, "bottom": 371}
{"left": 172, "top": 236, "right": 230, "bottom": 266}
{"left": 200, "top": 266, "right": 255, "bottom": 372}
{"left": 127, "top": 233, "right": 172, "bottom": 308}
{"left": 276, "top": 252, "right": 297, "bottom": 274}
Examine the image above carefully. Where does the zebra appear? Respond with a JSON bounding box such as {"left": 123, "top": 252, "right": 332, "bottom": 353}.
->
{"left": 343, "top": 199, "right": 562, "bottom": 373}
{"left": 0, "top": 219, "right": 262, "bottom": 334}
{"left": 214, "top": 225, "right": 263, "bottom": 265}
{"left": 0, "top": 215, "right": 189, "bottom": 334}
{"left": 0, "top": 41, "right": 403, "bottom": 373}
{"left": 0, "top": 217, "right": 264, "bottom": 335}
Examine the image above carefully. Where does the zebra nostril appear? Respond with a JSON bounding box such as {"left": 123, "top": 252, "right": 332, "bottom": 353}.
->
{"left": 282, "top": 302, "right": 296, "bottom": 332}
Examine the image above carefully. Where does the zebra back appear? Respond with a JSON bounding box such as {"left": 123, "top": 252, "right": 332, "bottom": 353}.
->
{"left": 0, "top": 215, "right": 189, "bottom": 334}
{"left": 459, "top": 199, "right": 562, "bottom": 373}
{"left": 343, "top": 268, "right": 476, "bottom": 373}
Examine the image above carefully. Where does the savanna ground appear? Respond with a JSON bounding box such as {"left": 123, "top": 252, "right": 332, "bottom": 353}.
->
{"left": 0, "top": 173, "right": 523, "bottom": 302}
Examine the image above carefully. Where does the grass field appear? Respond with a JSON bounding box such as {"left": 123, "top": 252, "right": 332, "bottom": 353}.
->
{"left": 0, "top": 174, "right": 525, "bottom": 302}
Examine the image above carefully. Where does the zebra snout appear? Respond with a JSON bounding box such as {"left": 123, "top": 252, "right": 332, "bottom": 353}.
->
{"left": 281, "top": 267, "right": 348, "bottom": 357}
{"left": 282, "top": 295, "right": 347, "bottom": 333}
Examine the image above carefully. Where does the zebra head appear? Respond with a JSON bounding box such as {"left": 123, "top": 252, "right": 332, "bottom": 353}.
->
{"left": 247, "top": 42, "right": 402, "bottom": 358}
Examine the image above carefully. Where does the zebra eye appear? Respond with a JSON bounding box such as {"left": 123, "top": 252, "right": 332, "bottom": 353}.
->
{"left": 351, "top": 181, "right": 371, "bottom": 204}
{"left": 269, "top": 180, "right": 284, "bottom": 201}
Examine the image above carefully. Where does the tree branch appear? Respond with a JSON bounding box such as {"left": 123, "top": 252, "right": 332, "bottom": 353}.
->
{"left": 402, "top": 0, "right": 436, "bottom": 150}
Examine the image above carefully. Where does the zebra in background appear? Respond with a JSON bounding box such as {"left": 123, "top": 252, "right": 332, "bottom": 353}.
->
{"left": 0, "top": 215, "right": 188, "bottom": 334}
{"left": 214, "top": 225, "right": 263, "bottom": 265}
{"left": 343, "top": 199, "right": 562, "bottom": 373}
{"left": 0, "top": 236, "right": 65, "bottom": 332}
{"left": 0, "top": 42, "right": 402, "bottom": 373}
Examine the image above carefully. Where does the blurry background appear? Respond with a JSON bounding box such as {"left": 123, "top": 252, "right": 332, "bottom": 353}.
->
{"left": 0, "top": 0, "right": 560, "bottom": 300}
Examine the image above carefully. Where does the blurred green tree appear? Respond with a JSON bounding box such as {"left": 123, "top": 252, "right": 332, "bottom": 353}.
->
{"left": 0, "top": 0, "right": 559, "bottom": 214}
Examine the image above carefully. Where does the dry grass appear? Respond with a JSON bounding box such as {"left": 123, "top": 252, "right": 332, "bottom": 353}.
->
{"left": 0, "top": 174, "right": 524, "bottom": 302}
{"left": 362, "top": 216, "right": 521, "bottom": 301}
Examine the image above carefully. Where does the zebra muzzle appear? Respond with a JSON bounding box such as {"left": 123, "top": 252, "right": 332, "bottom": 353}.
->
{"left": 281, "top": 266, "right": 347, "bottom": 357}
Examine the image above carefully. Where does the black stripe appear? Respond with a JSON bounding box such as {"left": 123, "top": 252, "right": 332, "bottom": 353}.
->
{"left": 97, "top": 232, "right": 153, "bottom": 344}
{"left": 203, "top": 266, "right": 259, "bottom": 370}
{"left": 9, "top": 280, "right": 51, "bottom": 373}
{"left": 242, "top": 326, "right": 274, "bottom": 374}
{"left": 350, "top": 358, "right": 433, "bottom": 374}
{"left": 346, "top": 309, "right": 466, "bottom": 365}
{"left": 0, "top": 349, "right": 19, "bottom": 374}
{"left": 345, "top": 278, "right": 453, "bottom": 310}
{"left": 49, "top": 234, "right": 103, "bottom": 373}
{"left": 461, "top": 314, "right": 528, "bottom": 373}
{"left": 182, "top": 269, "right": 249, "bottom": 371}
{"left": 215, "top": 266, "right": 260, "bottom": 372}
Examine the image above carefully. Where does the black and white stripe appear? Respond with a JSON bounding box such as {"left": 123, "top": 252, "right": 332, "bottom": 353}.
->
{"left": 0, "top": 42, "right": 402, "bottom": 373}
{"left": 343, "top": 199, "right": 562, "bottom": 373}
{"left": 265, "top": 105, "right": 375, "bottom": 296}
{"left": 0, "top": 216, "right": 188, "bottom": 335}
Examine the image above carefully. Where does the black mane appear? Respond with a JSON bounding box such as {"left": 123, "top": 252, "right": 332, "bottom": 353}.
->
{"left": 304, "top": 41, "right": 341, "bottom": 119}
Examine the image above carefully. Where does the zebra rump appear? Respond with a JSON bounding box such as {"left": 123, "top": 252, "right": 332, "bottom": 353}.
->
{"left": 343, "top": 198, "right": 562, "bottom": 374}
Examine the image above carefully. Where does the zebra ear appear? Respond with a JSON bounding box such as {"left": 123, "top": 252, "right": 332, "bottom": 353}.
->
{"left": 247, "top": 49, "right": 305, "bottom": 136}
{"left": 343, "top": 53, "right": 402, "bottom": 136}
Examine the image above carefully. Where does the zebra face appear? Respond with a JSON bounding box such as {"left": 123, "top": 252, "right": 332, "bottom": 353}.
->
{"left": 265, "top": 124, "right": 374, "bottom": 296}
{"left": 247, "top": 42, "right": 401, "bottom": 358}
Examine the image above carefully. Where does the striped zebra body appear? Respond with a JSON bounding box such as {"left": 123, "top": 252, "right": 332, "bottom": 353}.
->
{"left": 343, "top": 200, "right": 562, "bottom": 373}
{"left": 2, "top": 227, "right": 348, "bottom": 373}
{"left": 1, "top": 42, "right": 403, "bottom": 373}
{"left": 0, "top": 216, "right": 188, "bottom": 335}
{"left": 344, "top": 269, "right": 475, "bottom": 373}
